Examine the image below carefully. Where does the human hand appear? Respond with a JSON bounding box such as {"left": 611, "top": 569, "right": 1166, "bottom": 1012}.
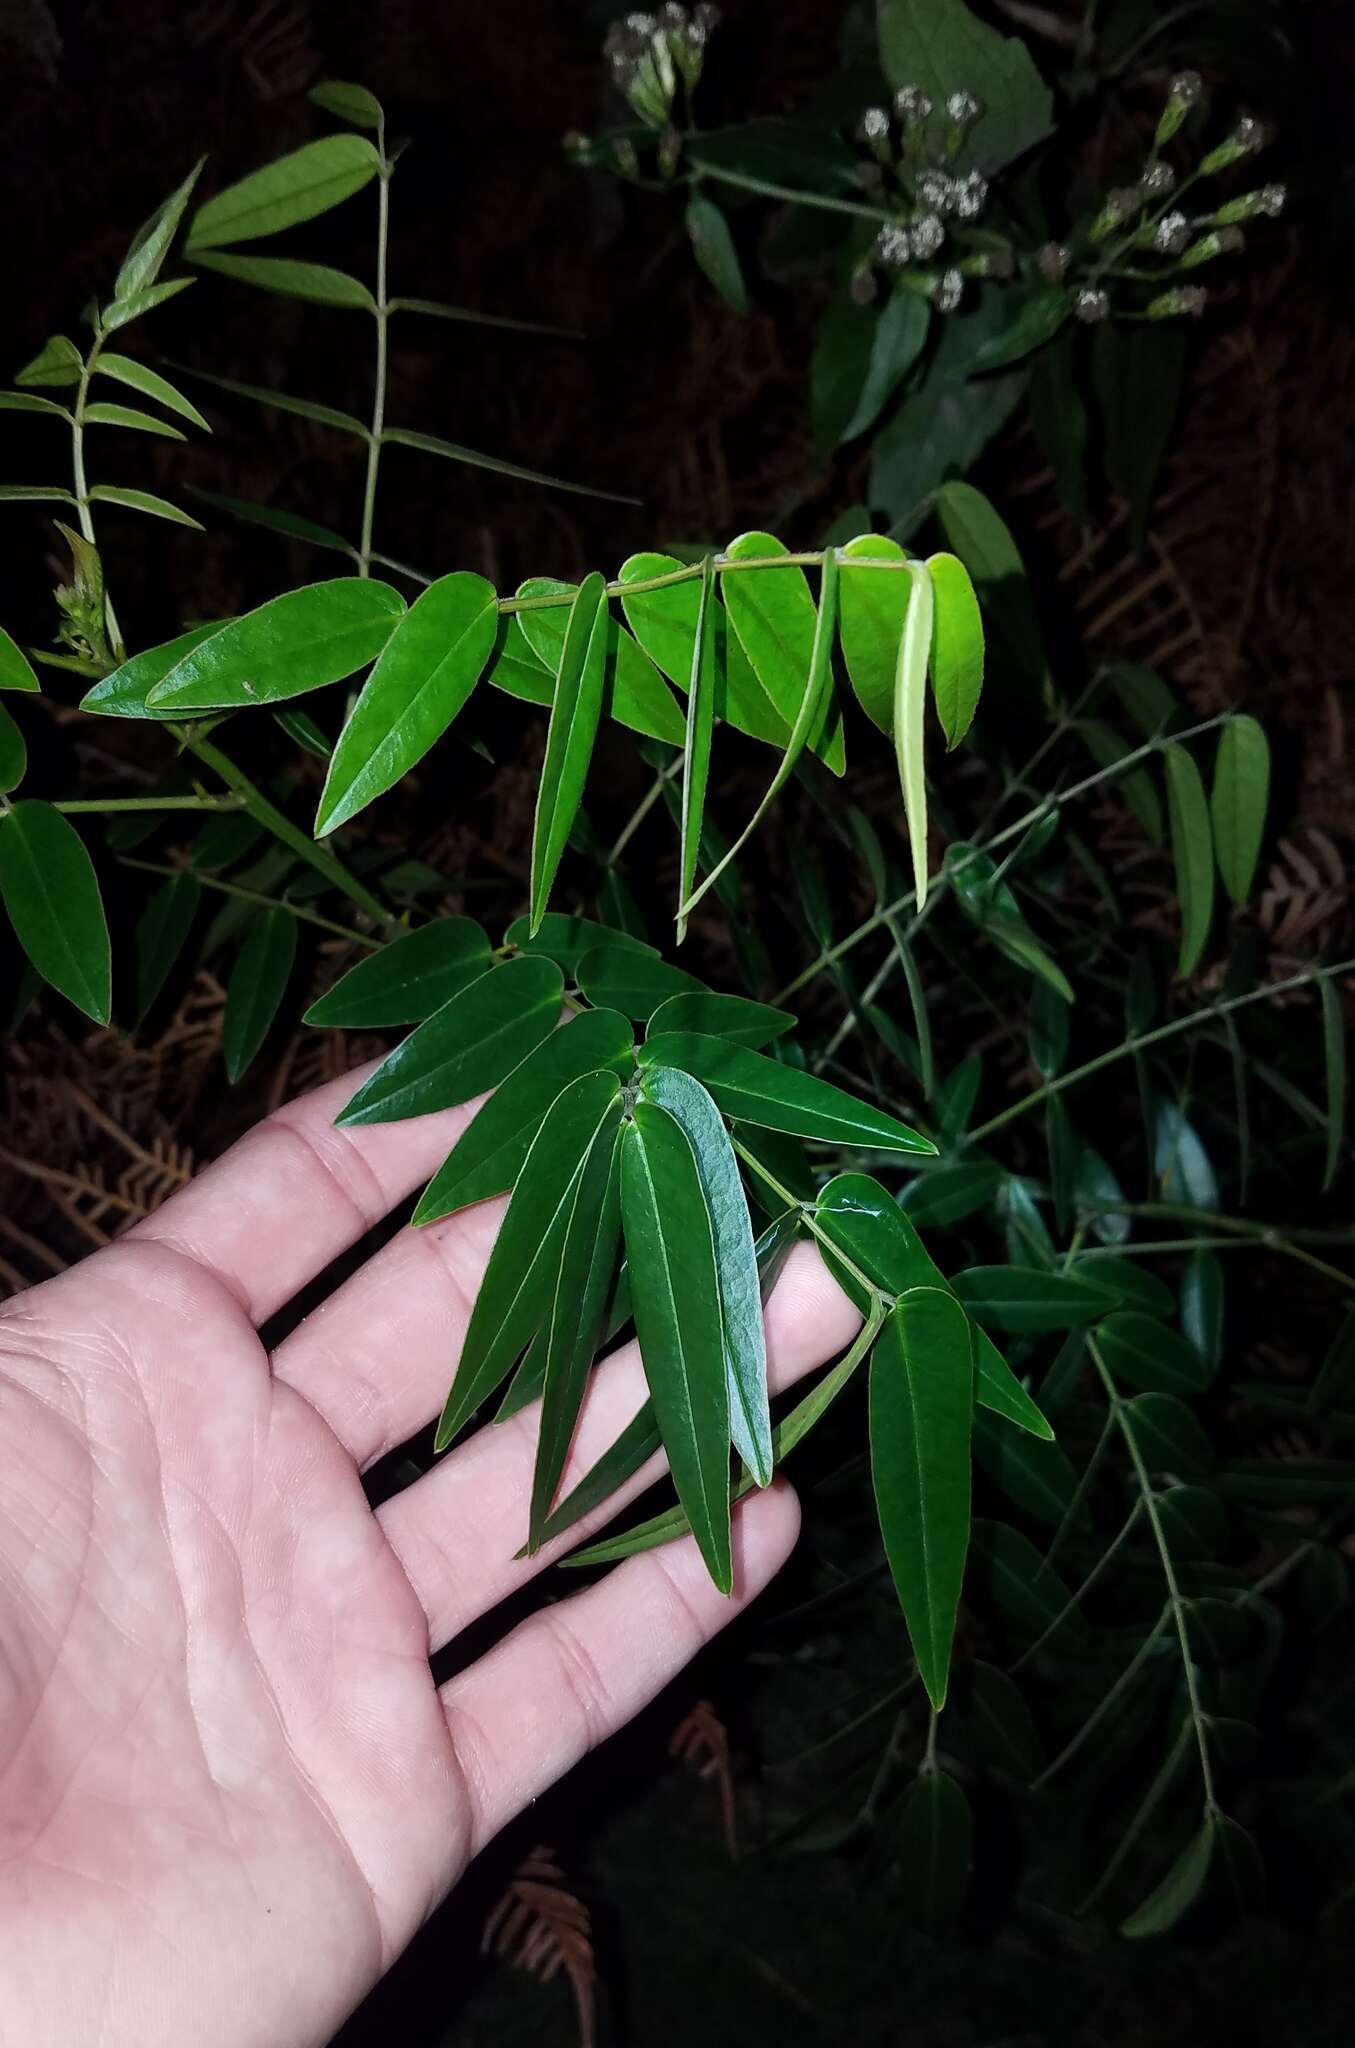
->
{"left": 0, "top": 1060, "right": 857, "bottom": 2048}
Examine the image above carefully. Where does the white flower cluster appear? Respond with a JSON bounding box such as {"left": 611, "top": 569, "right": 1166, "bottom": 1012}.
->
{"left": 603, "top": 4, "right": 720, "bottom": 118}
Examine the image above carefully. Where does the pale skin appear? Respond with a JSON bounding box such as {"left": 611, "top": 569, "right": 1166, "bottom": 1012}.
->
{"left": 0, "top": 1057, "right": 859, "bottom": 2047}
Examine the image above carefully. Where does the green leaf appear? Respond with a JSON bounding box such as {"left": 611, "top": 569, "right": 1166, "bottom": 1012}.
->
{"left": 1163, "top": 742, "right": 1215, "bottom": 976}
{"left": 504, "top": 911, "right": 656, "bottom": 977}
{"left": 972, "top": 1408, "right": 1080, "bottom": 1526}
{"left": 1321, "top": 974, "right": 1346, "bottom": 1194}
{"left": 80, "top": 621, "right": 225, "bottom": 718}
{"left": 720, "top": 532, "right": 845, "bottom": 772}
{"left": 641, "top": 1032, "right": 934, "bottom": 1152}
{"left": 1211, "top": 1813, "right": 1265, "bottom": 1913}
{"left": 436, "top": 1072, "right": 625, "bottom": 1448}
{"left": 1076, "top": 718, "right": 1164, "bottom": 842}
{"left": 515, "top": 577, "right": 685, "bottom": 744}
{"left": 0, "top": 391, "right": 71, "bottom": 418}
{"left": 1210, "top": 716, "right": 1270, "bottom": 905}
{"left": 315, "top": 572, "right": 498, "bottom": 834}
{"left": 185, "top": 488, "right": 355, "bottom": 556}
{"left": 384, "top": 427, "right": 638, "bottom": 506}
{"left": 676, "top": 557, "right": 716, "bottom": 940}
{"left": 618, "top": 553, "right": 790, "bottom": 748}
{"left": 897, "top": 1769, "right": 971, "bottom": 1932}
{"left": 967, "top": 1518, "right": 1087, "bottom": 1652}
{"left": 969, "top": 288, "right": 1069, "bottom": 373}
{"left": 621, "top": 1100, "right": 734, "bottom": 1592}
{"left": 223, "top": 907, "right": 297, "bottom": 1081}
{"left": 188, "top": 135, "right": 380, "bottom": 251}
{"left": 414, "top": 1008, "right": 635, "bottom": 1222}
{"left": 388, "top": 296, "right": 579, "bottom": 339}
{"left": 275, "top": 707, "right": 332, "bottom": 758}
{"left": 933, "top": 481, "right": 1048, "bottom": 707}
{"left": 900, "top": 1161, "right": 1002, "bottom": 1227}
{"left": 193, "top": 252, "right": 375, "bottom": 309}
{"left": 955, "top": 1659, "right": 1043, "bottom": 1781}
{"left": 1153, "top": 1098, "right": 1219, "bottom": 1209}
{"left": 647, "top": 991, "right": 793, "bottom": 1050}
{"left": 82, "top": 401, "right": 186, "bottom": 441}
{"left": 576, "top": 944, "right": 704, "bottom": 1021}
{"left": 0, "top": 487, "right": 78, "bottom": 505}
{"left": 844, "top": 290, "right": 930, "bottom": 443}
{"left": 1028, "top": 980, "right": 1069, "bottom": 1080}
{"left": 307, "top": 79, "right": 384, "bottom": 129}
{"left": 337, "top": 954, "right": 563, "bottom": 1125}
{"left": 529, "top": 572, "right": 609, "bottom": 934}
{"left": 0, "top": 703, "right": 25, "bottom": 792}
{"left": 949, "top": 1265, "right": 1114, "bottom": 1334}
{"left": 641, "top": 1066, "right": 773, "bottom": 1487}
{"left": 1096, "top": 1311, "right": 1212, "bottom": 1396}
{"left": 116, "top": 159, "right": 204, "bottom": 301}
{"left": 1071, "top": 1255, "right": 1172, "bottom": 1318}
{"left": 94, "top": 354, "right": 210, "bottom": 431}
{"left": 305, "top": 918, "right": 492, "bottom": 1027}
{"left": 1180, "top": 1249, "right": 1225, "bottom": 1373}
{"left": 86, "top": 485, "right": 201, "bottom": 528}
{"left": 101, "top": 278, "right": 194, "bottom": 331}
{"left": 14, "top": 334, "right": 83, "bottom": 387}
{"left": 134, "top": 871, "right": 201, "bottom": 1020}
{"left": 877, "top": 0, "right": 1054, "bottom": 172}
{"left": 894, "top": 558, "right": 935, "bottom": 909}
{"left": 686, "top": 194, "right": 748, "bottom": 314}
{"left": 1093, "top": 321, "right": 1188, "bottom": 551}
{"left": 1125, "top": 1392, "right": 1214, "bottom": 1480}
{"left": 147, "top": 578, "right": 403, "bottom": 711}
{"left": 838, "top": 534, "right": 909, "bottom": 734}
{"left": 1121, "top": 1817, "right": 1214, "bottom": 1939}
{"left": 926, "top": 551, "right": 983, "bottom": 749}
{"left": 0, "top": 800, "right": 111, "bottom": 1022}
{"left": 0, "top": 626, "right": 39, "bottom": 693}
{"left": 528, "top": 1115, "right": 625, "bottom": 1545}
{"left": 870, "top": 1288, "right": 974, "bottom": 1708}
{"left": 175, "top": 365, "right": 368, "bottom": 437}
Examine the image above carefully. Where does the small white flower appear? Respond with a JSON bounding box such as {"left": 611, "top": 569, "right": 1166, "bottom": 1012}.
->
{"left": 918, "top": 168, "right": 955, "bottom": 212}
{"left": 1153, "top": 210, "right": 1190, "bottom": 254}
{"left": 1261, "top": 182, "right": 1287, "bottom": 217}
{"left": 1140, "top": 161, "right": 1176, "bottom": 199}
{"left": 955, "top": 169, "right": 988, "bottom": 219}
{"left": 1073, "top": 286, "right": 1110, "bottom": 323}
{"left": 945, "top": 91, "right": 982, "bottom": 125}
{"left": 877, "top": 223, "right": 913, "bottom": 266}
{"left": 1168, "top": 70, "right": 1203, "bottom": 108}
{"left": 910, "top": 212, "right": 945, "bottom": 259}
{"left": 894, "top": 85, "right": 933, "bottom": 122}
{"left": 934, "top": 266, "right": 964, "bottom": 312}
{"left": 1233, "top": 112, "right": 1269, "bottom": 154}
{"left": 1037, "top": 241, "right": 1070, "bottom": 281}
{"left": 861, "top": 106, "right": 890, "bottom": 142}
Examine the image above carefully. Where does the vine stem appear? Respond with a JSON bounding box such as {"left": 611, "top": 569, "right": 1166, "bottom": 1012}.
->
{"left": 119, "top": 856, "right": 383, "bottom": 950}
{"left": 687, "top": 158, "right": 893, "bottom": 225}
{"left": 357, "top": 124, "right": 392, "bottom": 577}
{"left": 730, "top": 1136, "right": 885, "bottom": 1314}
{"left": 54, "top": 793, "right": 244, "bottom": 816}
{"left": 69, "top": 324, "right": 126, "bottom": 659}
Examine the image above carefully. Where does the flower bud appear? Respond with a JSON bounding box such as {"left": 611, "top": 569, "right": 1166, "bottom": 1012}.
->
{"left": 1090, "top": 187, "right": 1140, "bottom": 243}
{"left": 917, "top": 168, "right": 955, "bottom": 213}
{"left": 959, "top": 245, "right": 1014, "bottom": 280}
{"left": 1146, "top": 285, "right": 1208, "bottom": 318}
{"left": 909, "top": 212, "right": 945, "bottom": 260}
{"left": 614, "top": 137, "right": 641, "bottom": 179}
{"left": 1214, "top": 182, "right": 1287, "bottom": 224}
{"left": 932, "top": 266, "right": 965, "bottom": 313}
{"left": 1142, "top": 209, "right": 1191, "bottom": 256}
{"left": 1073, "top": 286, "right": 1110, "bottom": 324}
{"left": 893, "top": 84, "right": 933, "bottom": 125}
{"left": 1155, "top": 69, "right": 1202, "bottom": 147}
{"left": 954, "top": 168, "right": 988, "bottom": 220}
{"left": 858, "top": 104, "right": 894, "bottom": 162}
{"left": 1179, "top": 225, "right": 1245, "bottom": 267}
{"left": 1139, "top": 161, "right": 1176, "bottom": 200}
{"left": 850, "top": 262, "right": 878, "bottom": 305}
{"left": 562, "top": 129, "right": 593, "bottom": 161}
{"left": 943, "top": 90, "right": 983, "bottom": 158}
{"left": 1037, "top": 241, "right": 1070, "bottom": 282}
{"left": 876, "top": 223, "right": 913, "bottom": 268}
{"left": 657, "top": 123, "right": 683, "bottom": 178}
{"left": 1200, "top": 112, "right": 1270, "bottom": 176}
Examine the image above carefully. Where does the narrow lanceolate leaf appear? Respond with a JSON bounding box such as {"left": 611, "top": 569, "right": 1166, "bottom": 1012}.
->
{"left": 14, "top": 334, "right": 82, "bottom": 387}
{"left": 0, "top": 392, "right": 70, "bottom": 418}
{"left": 682, "top": 548, "right": 841, "bottom": 919}
{"left": 617, "top": 555, "right": 790, "bottom": 748}
{"left": 81, "top": 621, "right": 226, "bottom": 717}
{"left": 642, "top": 1032, "right": 934, "bottom": 1153}
{"left": 870, "top": 1288, "right": 975, "bottom": 1709}
{"left": 316, "top": 572, "right": 498, "bottom": 833}
{"left": 436, "top": 1072, "right": 624, "bottom": 1449}
{"left": 677, "top": 557, "right": 716, "bottom": 940}
{"left": 187, "top": 488, "right": 355, "bottom": 556}
{"left": 897, "top": 1771, "right": 972, "bottom": 1932}
{"left": 529, "top": 571, "right": 608, "bottom": 936}
{"left": 685, "top": 193, "right": 748, "bottom": 313}
{"left": 307, "top": 79, "right": 384, "bottom": 129}
{"left": 87, "top": 485, "right": 202, "bottom": 528}
{"left": 1163, "top": 742, "right": 1215, "bottom": 977}
{"left": 82, "top": 401, "right": 186, "bottom": 440}
{"left": 504, "top": 911, "right": 656, "bottom": 977}
{"left": 116, "top": 158, "right": 204, "bottom": 301}
{"left": 641, "top": 1066, "right": 773, "bottom": 1486}
{"left": 0, "top": 626, "right": 40, "bottom": 693}
{"left": 1096, "top": 1311, "right": 1212, "bottom": 1395}
{"left": 1210, "top": 715, "right": 1270, "bottom": 906}
{"left": 575, "top": 944, "right": 704, "bottom": 1021}
{"left": 926, "top": 552, "right": 983, "bottom": 749}
{"left": 276, "top": 707, "right": 331, "bottom": 758}
{"left": 94, "top": 355, "right": 210, "bottom": 431}
{"left": 1121, "top": 1817, "right": 1215, "bottom": 1938}
{"left": 101, "top": 278, "right": 194, "bottom": 331}
{"left": 337, "top": 954, "right": 563, "bottom": 1125}
{"left": 223, "top": 908, "right": 297, "bottom": 1082}
{"left": 0, "top": 801, "right": 111, "bottom": 1023}
{"left": 0, "top": 488, "right": 77, "bottom": 505}
{"left": 895, "top": 559, "right": 935, "bottom": 909}
{"left": 621, "top": 1101, "right": 733, "bottom": 1592}
{"left": 305, "top": 917, "right": 492, "bottom": 1027}
{"left": 528, "top": 1119, "right": 624, "bottom": 1546}
{"left": 837, "top": 534, "right": 909, "bottom": 733}
{"left": 134, "top": 871, "right": 201, "bottom": 1020}
{"left": 0, "top": 702, "right": 25, "bottom": 791}
{"left": 175, "top": 366, "right": 368, "bottom": 437}
{"left": 187, "top": 135, "right": 380, "bottom": 251}
{"left": 949, "top": 1266, "right": 1113, "bottom": 1334}
{"left": 720, "top": 531, "right": 846, "bottom": 771}
{"left": 384, "top": 427, "right": 638, "bottom": 507}
{"left": 413, "top": 1008, "right": 635, "bottom": 1221}
{"left": 513, "top": 578, "right": 684, "bottom": 744}
{"left": 147, "top": 579, "right": 404, "bottom": 711}
{"left": 193, "top": 252, "right": 375, "bottom": 310}
{"left": 1320, "top": 974, "right": 1346, "bottom": 1193}
{"left": 647, "top": 990, "right": 794, "bottom": 1051}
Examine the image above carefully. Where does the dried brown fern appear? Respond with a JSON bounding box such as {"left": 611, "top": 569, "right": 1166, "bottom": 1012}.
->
{"left": 670, "top": 1698, "right": 739, "bottom": 1862}
{"left": 482, "top": 1845, "right": 596, "bottom": 2048}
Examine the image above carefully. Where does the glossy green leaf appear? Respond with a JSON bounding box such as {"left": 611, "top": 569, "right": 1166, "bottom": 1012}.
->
{"left": 1096, "top": 1311, "right": 1212, "bottom": 1396}
{"left": 926, "top": 552, "right": 983, "bottom": 749}
{"left": 186, "top": 487, "right": 355, "bottom": 555}
{"left": 528, "top": 1115, "right": 624, "bottom": 1546}
{"left": 14, "top": 334, "right": 82, "bottom": 387}
{"left": 647, "top": 991, "right": 793, "bottom": 1051}
{"left": 194, "top": 251, "right": 375, "bottom": 309}
{"left": 0, "top": 391, "right": 70, "bottom": 418}
{"left": 436, "top": 1072, "right": 624, "bottom": 1448}
{"left": 877, "top": 0, "right": 1053, "bottom": 172}
{"left": 505, "top": 911, "right": 656, "bottom": 977}
{"left": 337, "top": 954, "right": 563, "bottom": 1125}
{"left": 315, "top": 572, "right": 497, "bottom": 833}
{"left": 0, "top": 800, "right": 110, "bottom": 1022}
{"left": 529, "top": 573, "right": 609, "bottom": 934}
{"left": 1122, "top": 1817, "right": 1214, "bottom": 1939}
{"left": 188, "top": 135, "right": 380, "bottom": 251}
{"left": 385, "top": 427, "right": 637, "bottom": 506}
{"left": 101, "top": 278, "right": 194, "bottom": 331}
{"left": 897, "top": 1769, "right": 971, "bottom": 1932}
{"left": 1321, "top": 973, "right": 1346, "bottom": 1194}
{"left": 134, "top": 871, "right": 201, "bottom": 1020}
{"left": 116, "top": 159, "right": 204, "bottom": 301}
{"left": 934, "top": 482, "right": 1048, "bottom": 707}
{"left": 305, "top": 918, "right": 492, "bottom": 1027}
{"left": 686, "top": 194, "right": 748, "bottom": 314}
{"left": 949, "top": 1265, "right": 1114, "bottom": 1334}
{"left": 837, "top": 534, "right": 908, "bottom": 734}
{"left": 641, "top": 1032, "right": 934, "bottom": 1152}
{"left": 895, "top": 559, "right": 935, "bottom": 909}
{"left": 176, "top": 365, "right": 368, "bottom": 437}
{"left": 147, "top": 578, "right": 403, "bottom": 711}
{"left": 576, "top": 944, "right": 704, "bottom": 1021}
{"left": 844, "top": 291, "right": 930, "bottom": 443}
{"left": 1180, "top": 1249, "right": 1225, "bottom": 1373}
{"left": 972, "top": 1408, "right": 1080, "bottom": 1527}
{"left": 1164, "top": 741, "right": 1215, "bottom": 976}
{"left": 870, "top": 1288, "right": 974, "bottom": 1708}
{"left": 80, "top": 623, "right": 225, "bottom": 718}
{"left": 900, "top": 1161, "right": 1003, "bottom": 1227}
{"left": 641, "top": 1066, "right": 772, "bottom": 1486}
{"left": 87, "top": 485, "right": 201, "bottom": 528}
{"left": 223, "top": 907, "right": 297, "bottom": 1082}
{"left": 1125, "top": 1392, "right": 1214, "bottom": 1479}
{"left": 414, "top": 1008, "right": 634, "bottom": 1221}
{"left": 621, "top": 1100, "right": 733, "bottom": 1591}
{"left": 720, "top": 532, "right": 845, "bottom": 772}
{"left": 618, "top": 553, "right": 790, "bottom": 747}
{"left": 1209, "top": 716, "right": 1270, "bottom": 905}
{"left": 307, "top": 79, "right": 384, "bottom": 129}
{"left": 0, "top": 626, "right": 39, "bottom": 694}
{"left": 82, "top": 401, "right": 186, "bottom": 440}
{"left": 514, "top": 577, "right": 684, "bottom": 744}
{"left": 94, "top": 354, "right": 210, "bottom": 431}
{"left": 676, "top": 557, "right": 716, "bottom": 940}
{"left": 0, "top": 703, "right": 25, "bottom": 792}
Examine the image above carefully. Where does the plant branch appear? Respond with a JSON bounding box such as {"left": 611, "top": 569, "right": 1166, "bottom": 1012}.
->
{"left": 118, "top": 856, "right": 384, "bottom": 949}
{"left": 54, "top": 793, "right": 245, "bottom": 816}
{"left": 357, "top": 127, "right": 392, "bottom": 577}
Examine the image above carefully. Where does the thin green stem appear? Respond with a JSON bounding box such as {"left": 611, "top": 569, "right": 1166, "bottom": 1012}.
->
{"left": 1076, "top": 1717, "right": 1196, "bottom": 1917}
{"left": 860, "top": 1707, "right": 912, "bottom": 1824}
{"left": 1031, "top": 1603, "right": 1171, "bottom": 1789}
{"left": 1010, "top": 1502, "right": 1143, "bottom": 1676}
{"left": 1041, "top": 1408, "right": 1117, "bottom": 1573}
{"left": 69, "top": 325, "right": 125, "bottom": 659}
{"left": 731, "top": 1136, "right": 885, "bottom": 1313}
{"left": 53, "top": 793, "right": 245, "bottom": 816}
{"left": 607, "top": 755, "right": 681, "bottom": 866}
{"left": 357, "top": 130, "right": 392, "bottom": 577}
{"left": 689, "top": 158, "right": 892, "bottom": 224}
{"left": 119, "top": 856, "right": 383, "bottom": 949}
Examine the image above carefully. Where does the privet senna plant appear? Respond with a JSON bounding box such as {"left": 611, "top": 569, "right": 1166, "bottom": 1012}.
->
{"left": 3, "top": 72, "right": 1352, "bottom": 1941}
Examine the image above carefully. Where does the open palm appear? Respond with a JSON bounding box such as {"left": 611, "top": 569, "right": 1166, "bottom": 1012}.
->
{"left": 0, "top": 1058, "right": 856, "bottom": 2048}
